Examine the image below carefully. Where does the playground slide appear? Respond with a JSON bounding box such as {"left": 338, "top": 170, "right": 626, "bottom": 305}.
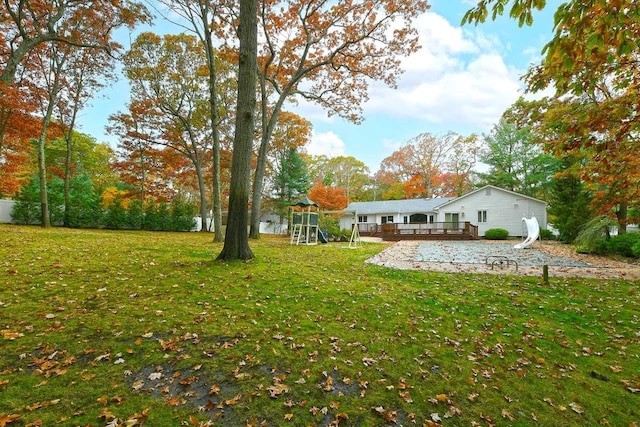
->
{"left": 317, "top": 228, "right": 328, "bottom": 244}
{"left": 514, "top": 217, "right": 540, "bottom": 249}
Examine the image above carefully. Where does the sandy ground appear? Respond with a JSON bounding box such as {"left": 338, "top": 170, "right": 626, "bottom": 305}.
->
{"left": 364, "top": 239, "right": 640, "bottom": 280}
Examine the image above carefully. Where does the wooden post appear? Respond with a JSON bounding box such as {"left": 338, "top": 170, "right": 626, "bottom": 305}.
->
{"left": 542, "top": 264, "right": 549, "bottom": 285}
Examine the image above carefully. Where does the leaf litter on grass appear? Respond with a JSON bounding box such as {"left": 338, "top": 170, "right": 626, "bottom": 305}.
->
{"left": 1, "top": 225, "right": 639, "bottom": 426}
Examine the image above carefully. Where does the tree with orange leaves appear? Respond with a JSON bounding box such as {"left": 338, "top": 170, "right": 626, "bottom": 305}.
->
{"left": 465, "top": 0, "right": 640, "bottom": 231}
{"left": 0, "top": 0, "right": 150, "bottom": 84}
{"left": 306, "top": 155, "right": 371, "bottom": 202}
{"left": 248, "top": 0, "right": 431, "bottom": 238}
{"left": 308, "top": 183, "right": 349, "bottom": 212}
{"left": 111, "top": 33, "right": 229, "bottom": 232}
{"left": 0, "top": 0, "right": 150, "bottom": 204}
{"left": 377, "top": 132, "right": 479, "bottom": 199}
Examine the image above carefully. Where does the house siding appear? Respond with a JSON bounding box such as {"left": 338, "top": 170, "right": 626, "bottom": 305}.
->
{"left": 437, "top": 188, "right": 547, "bottom": 237}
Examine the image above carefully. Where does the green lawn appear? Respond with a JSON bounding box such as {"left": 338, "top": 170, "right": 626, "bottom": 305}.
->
{"left": 1, "top": 225, "right": 639, "bottom": 426}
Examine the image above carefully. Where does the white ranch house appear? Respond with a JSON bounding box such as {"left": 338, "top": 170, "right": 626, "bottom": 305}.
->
{"left": 340, "top": 185, "right": 547, "bottom": 239}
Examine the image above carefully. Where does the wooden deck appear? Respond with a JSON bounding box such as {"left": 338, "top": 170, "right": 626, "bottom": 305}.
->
{"left": 359, "top": 222, "right": 479, "bottom": 241}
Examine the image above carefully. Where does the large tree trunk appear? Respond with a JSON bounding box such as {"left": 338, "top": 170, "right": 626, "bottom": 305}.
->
{"left": 249, "top": 134, "right": 269, "bottom": 239}
{"left": 196, "top": 164, "right": 208, "bottom": 232}
{"left": 63, "top": 132, "right": 72, "bottom": 227}
{"left": 217, "top": 0, "right": 257, "bottom": 261}
{"left": 616, "top": 202, "right": 628, "bottom": 234}
{"left": 38, "top": 98, "right": 56, "bottom": 228}
{"left": 203, "top": 24, "right": 224, "bottom": 241}
{"left": 62, "top": 87, "right": 81, "bottom": 228}
{"left": 249, "top": 85, "right": 287, "bottom": 239}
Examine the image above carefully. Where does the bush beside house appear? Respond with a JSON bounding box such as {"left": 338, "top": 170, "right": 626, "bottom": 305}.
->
{"left": 484, "top": 228, "right": 509, "bottom": 240}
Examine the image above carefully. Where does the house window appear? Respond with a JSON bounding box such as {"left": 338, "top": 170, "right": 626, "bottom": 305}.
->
{"left": 485, "top": 188, "right": 492, "bottom": 196}
{"left": 358, "top": 215, "right": 368, "bottom": 223}
{"left": 403, "top": 216, "right": 408, "bottom": 224}
{"left": 478, "top": 210, "right": 487, "bottom": 223}
{"left": 428, "top": 215, "right": 434, "bottom": 224}
{"left": 381, "top": 216, "right": 393, "bottom": 224}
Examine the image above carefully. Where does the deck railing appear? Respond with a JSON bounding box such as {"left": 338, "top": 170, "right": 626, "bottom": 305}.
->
{"left": 358, "top": 222, "right": 478, "bottom": 239}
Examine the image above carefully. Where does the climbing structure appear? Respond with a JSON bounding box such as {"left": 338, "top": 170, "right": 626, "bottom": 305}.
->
{"left": 290, "top": 211, "right": 319, "bottom": 245}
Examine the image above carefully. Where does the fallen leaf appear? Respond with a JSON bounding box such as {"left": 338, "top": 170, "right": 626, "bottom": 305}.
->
{"left": 225, "top": 393, "right": 242, "bottom": 406}
{"left": 267, "top": 383, "right": 289, "bottom": 398}
{"left": 371, "top": 406, "right": 397, "bottom": 423}
{"left": 569, "top": 402, "right": 584, "bottom": 414}
{"left": 322, "top": 376, "right": 334, "bottom": 392}
{"left": 166, "top": 396, "right": 181, "bottom": 406}
{"left": 0, "top": 413, "right": 21, "bottom": 426}
{"left": 501, "top": 409, "right": 515, "bottom": 420}
{"left": 1, "top": 329, "right": 24, "bottom": 340}
{"left": 284, "top": 413, "right": 293, "bottom": 421}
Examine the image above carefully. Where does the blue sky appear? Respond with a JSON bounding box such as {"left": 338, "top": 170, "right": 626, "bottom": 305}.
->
{"left": 77, "top": 0, "right": 562, "bottom": 173}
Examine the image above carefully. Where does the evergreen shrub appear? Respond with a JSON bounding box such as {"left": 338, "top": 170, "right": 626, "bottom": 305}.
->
{"left": 606, "top": 233, "right": 640, "bottom": 258}
{"left": 484, "top": 228, "right": 509, "bottom": 240}
{"left": 539, "top": 229, "right": 555, "bottom": 240}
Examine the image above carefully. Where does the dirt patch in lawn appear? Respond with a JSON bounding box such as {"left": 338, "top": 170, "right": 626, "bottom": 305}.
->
{"left": 366, "top": 240, "right": 640, "bottom": 280}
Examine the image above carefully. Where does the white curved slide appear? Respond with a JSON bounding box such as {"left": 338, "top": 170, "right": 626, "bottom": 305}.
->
{"left": 514, "top": 217, "right": 540, "bottom": 249}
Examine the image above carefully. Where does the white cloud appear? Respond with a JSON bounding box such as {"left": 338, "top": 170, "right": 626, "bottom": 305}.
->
{"left": 305, "top": 131, "right": 346, "bottom": 157}
{"left": 362, "top": 11, "right": 523, "bottom": 131}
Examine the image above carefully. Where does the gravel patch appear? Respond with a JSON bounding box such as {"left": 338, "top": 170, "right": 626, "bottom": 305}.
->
{"left": 365, "top": 240, "right": 640, "bottom": 280}
{"left": 414, "top": 241, "right": 590, "bottom": 267}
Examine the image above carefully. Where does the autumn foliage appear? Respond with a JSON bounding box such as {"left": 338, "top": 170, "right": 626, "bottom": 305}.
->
{"left": 308, "top": 183, "right": 349, "bottom": 211}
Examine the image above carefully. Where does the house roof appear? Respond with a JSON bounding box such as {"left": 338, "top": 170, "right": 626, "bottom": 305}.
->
{"left": 435, "top": 185, "right": 547, "bottom": 209}
{"left": 344, "top": 197, "right": 456, "bottom": 215}
{"left": 343, "top": 186, "right": 546, "bottom": 216}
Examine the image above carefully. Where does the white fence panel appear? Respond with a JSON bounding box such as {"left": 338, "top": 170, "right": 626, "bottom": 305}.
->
{"left": 0, "top": 200, "right": 15, "bottom": 223}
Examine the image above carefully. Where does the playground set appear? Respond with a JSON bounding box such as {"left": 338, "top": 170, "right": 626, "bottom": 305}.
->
{"left": 288, "top": 197, "right": 361, "bottom": 248}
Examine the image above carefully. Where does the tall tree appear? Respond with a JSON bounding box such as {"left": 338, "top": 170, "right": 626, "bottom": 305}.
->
{"left": 446, "top": 134, "right": 480, "bottom": 196}
{"left": 377, "top": 132, "right": 478, "bottom": 199}
{"left": 56, "top": 47, "right": 115, "bottom": 226}
{"left": 31, "top": 42, "right": 67, "bottom": 227}
{"left": 1, "top": 0, "right": 150, "bottom": 84}
{"left": 248, "top": 0, "right": 430, "bottom": 238}
{"left": 306, "top": 155, "right": 371, "bottom": 202}
{"left": 478, "top": 117, "right": 556, "bottom": 197}
{"left": 1, "top": 0, "right": 149, "bottom": 203}
{"left": 547, "top": 157, "right": 593, "bottom": 243}
{"left": 0, "top": 83, "right": 38, "bottom": 197}
{"left": 376, "top": 147, "right": 418, "bottom": 200}
{"left": 156, "top": 0, "right": 235, "bottom": 242}
{"left": 262, "top": 111, "right": 312, "bottom": 202}
{"left": 464, "top": 0, "right": 640, "bottom": 231}
{"left": 273, "top": 147, "right": 310, "bottom": 210}
{"left": 113, "top": 33, "right": 216, "bottom": 232}
{"left": 217, "top": 0, "right": 258, "bottom": 261}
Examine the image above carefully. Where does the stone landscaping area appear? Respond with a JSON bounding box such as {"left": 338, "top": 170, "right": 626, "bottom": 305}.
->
{"left": 366, "top": 239, "right": 640, "bottom": 280}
